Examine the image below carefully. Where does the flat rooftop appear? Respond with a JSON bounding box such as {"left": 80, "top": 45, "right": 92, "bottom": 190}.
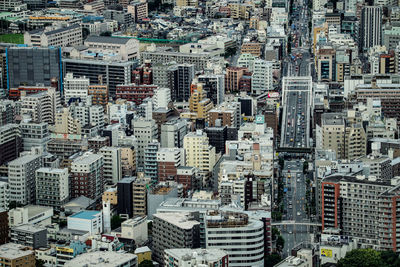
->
{"left": 0, "top": 243, "right": 34, "bottom": 260}
{"left": 153, "top": 212, "right": 200, "bottom": 229}
{"left": 69, "top": 210, "right": 101, "bottom": 220}
{"left": 65, "top": 251, "right": 137, "bottom": 267}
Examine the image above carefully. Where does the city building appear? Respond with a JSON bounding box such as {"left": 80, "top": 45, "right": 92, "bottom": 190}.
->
{"left": 132, "top": 119, "right": 158, "bottom": 167}
{"left": 6, "top": 46, "right": 62, "bottom": 92}
{"left": 70, "top": 153, "right": 104, "bottom": 200}
{"left": 251, "top": 59, "right": 273, "bottom": 95}
{"left": 88, "top": 85, "right": 108, "bottom": 108}
{"left": 0, "top": 181, "right": 8, "bottom": 211}
{"left": 84, "top": 36, "right": 139, "bottom": 61}
{"left": 8, "top": 154, "right": 42, "bottom": 205}
{"left": 120, "top": 215, "right": 148, "bottom": 244}
{"left": 102, "top": 188, "right": 118, "bottom": 205}
{"left": 117, "top": 177, "right": 135, "bottom": 217}
{"left": 127, "top": 1, "right": 148, "bottom": 22}
{"left": 164, "top": 248, "right": 228, "bottom": 267}
{"left": 153, "top": 212, "right": 200, "bottom": 265}
{"left": 20, "top": 122, "right": 50, "bottom": 152}
{"left": 160, "top": 119, "right": 188, "bottom": 148}
{"left": 8, "top": 205, "right": 53, "bottom": 227}
{"left": 24, "top": 24, "right": 82, "bottom": 48}
{"left": 144, "top": 141, "right": 160, "bottom": 180}
{"left": 171, "top": 64, "right": 195, "bottom": 102}
{"left": 35, "top": 168, "right": 69, "bottom": 210}
{"left": 184, "top": 130, "right": 216, "bottom": 173}
{"left": 63, "top": 73, "right": 90, "bottom": 104}
{"left": 360, "top": 6, "right": 383, "bottom": 51}
{"left": 198, "top": 74, "right": 225, "bottom": 105}
{"left": 0, "top": 124, "right": 21, "bottom": 166}
{"left": 0, "top": 243, "right": 36, "bottom": 267}
{"left": 225, "top": 67, "right": 247, "bottom": 92}
{"left": 65, "top": 251, "right": 137, "bottom": 267}
{"left": 116, "top": 84, "right": 157, "bottom": 105}
{"left": 157, "top": 147, "right": 185, "bottom": 182}
{"left": 99, "top": 147, "right": 122, "bottom": 186}
{"left": 67, "top": 210, "right": 103, "bottom": 235}
{"left": 20, "top": 88, "right": 60, "bottom": 124}
{"left": 11, "top": 224, "right": 47, "bottom": 249}
{"left": 0, "top": 210, "right": 8, "bottom": 244}
{"left": 56, "top": 241, "right": 87, "bottom": 266}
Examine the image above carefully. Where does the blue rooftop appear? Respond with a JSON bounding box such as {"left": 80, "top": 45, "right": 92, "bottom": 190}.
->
{"left": 70, "top": 210, "right": 100, "bottom": 220}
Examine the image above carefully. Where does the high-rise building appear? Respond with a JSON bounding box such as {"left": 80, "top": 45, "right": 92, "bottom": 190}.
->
{"left": 360, "top": 6, "right": 382, "bottom": 51}
{"left": 205, "top": 126, "right": 228, "bottom": 154}
{"left": 20, "top": 88, "right": 60, "bottom": 124}
{"left": 251, "top": 59, "right": 273, "bottom": 95}
{"left": 117, "top": 177, "right": 134, "bottom": 217}
{"left": 157, "top": 148, "right": 185, "bottom": 182}
{"left": 321, "top": 175, "right": 400, "bottom": 251}
{"left": 0, "top": 99, "right": 17, "bottom": 126}
{"left": 70, "top": 153, "right": 104, "bottom": 200}
{"left": 184, "top": 130, "right": 216, "bottom": 173}
{"left": 6, "top": 46, "right": 62, "bottom": 92}
{"left": 170, "top": 64, "right": 195, "bottom": 102}
{"left": 35, "top": 168, "right": 69, "bottom": 211}
{"left": 198, "top": 74, "right": 225, "bottom": 105}
{"left": 99, "top": 147, "right": 122, "bottom": 186}
{"left": 153, "top": 87, "right": 171, "bottom": 109}
{"left": 205, "top": 210, "right": 265, "bottom": 267}
{"left": 144, "top": 141, "right": 159, "bottom": 180}
{"left": 225, "top": 67, "right": 247, "bottom": 92}
{"left": 132, "top": 119, "right": 158, "bottom": 167}
{"left": 20, "top": 122, "right": 50, "bottom": 152}
{"left": 115, "top": 84, "right": 157, "bottom": 105}
{"left": 0, "top": 124, "right": 22, "bottom": 166}
{"left": 152, "top": 212, "right": 200, "bottom": 265}
{"left": 8, "top": 154, "right": 42, "bottom": 205}
{"left": 0, "top": 181, "right": 9, "bottom": 211}
{"left": 63, "top": 73, "right": 90, "bottom": 104}
{"left": 160, "top": 119, "right": 188, "bottom": 148}
{"left": 208, "top": 102, "right": 241, "bottom": 129}
{"left": 88, "top": 85, "right": 108, "bottom": 108}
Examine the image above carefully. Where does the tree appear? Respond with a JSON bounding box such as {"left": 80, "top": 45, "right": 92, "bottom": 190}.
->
{"left": 100, "top": 31, "right": 112, "bottom": 37}
{"left": 272, "top": 227, "right": 280, "bottom": 240}
{"left": 380, "top": 251, "right": 400, "bottom": 267}
{"left": 224, "top": 46, "right": 237, "bottom": 58}
{"left": 139, "top": 260, "right": 154, "bottom": 267}
{"left": 337, "top": 249, "right": 384, "bottom": 267}
{"left": 111, "top": 215, "right": 124, "bottom": 230}
{"left": 303, "top": 161, "right": 309, "bottom": 173}
{"left": 36, "top": 259, "right": 45, "bottom": 267}
{"left": 265, "top": 253, "right": 282, "bottom": 267}
{"left": 276, "top": 235, "right": 285, "bottom": 252}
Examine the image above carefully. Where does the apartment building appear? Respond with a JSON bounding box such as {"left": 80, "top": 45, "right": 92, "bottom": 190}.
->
{"left": 0, "top": 124, "right": 21, "bottom": 166}
{"left": 88, "top": 85, "right": 108, "bottom": 108}
{"left": 160, "top": 119, "right": 188, "bottom": 148}
{"left": 184, "top": 130, "right": 216, "bottom": 173}
{"left": 99, "top": 146, "right": 122, "bottom": 185}
{"left": 0, "top": 243, "right": 36, "bottom": 267}
{"left": 11, "top": 224, "right": 47, "bottom": 249}
{"left": 316, "top": 48, "right": 336, "bottom": 82}
{"left": 251, "top": 59, "right": 273, "bottom": 95}
{"left": 205, "top": 211, "right": 265, "bottom": 267}
{"left": 20, "top": 122, "right": 50, "bottom": 152}
{"left": 63, "top": 73, "right": 90, "bottom": 104}
{"left": 153, "top": 212, "right": 200, "bottom": 265}
{"left": 20, "top": 88, "right": 60, "bottom": 124}
{"left": 208, "top": 102, "right": 241, "bottom": 129}
{"left": 133, "top": 178, "right": 149, "bottom": 216}
{"left": 321, "top": 174, "right": 400, "bottom": 251}
{"left": 116, "top": 84, "right": 157, "bottom": 105}
{"left": 132, "top": 119, "right": 158, "bottom": 167}
{"left": 157, "top": 148, "right": 185, "bottom": 182}
{"left": 189, "top": 83, "right": 213, "bottom": 120}
{"left": 0, "top": 181, "right": 8, "bottom": 211}
{"left": 35, "top": 168, "right": 69, "bottom": 211}
{"left": 24, "top": 24, "right": 82, "bottom": 47}
{"left": 8, "top": 154, "right": 42, "bottom": 205}
{"left": 164, "top": 248, "right": 228, "bottom": 267}
{"left": 70, "top": 153, "right": 104, "bottom": 200}
{"left": 127, "top": 1, "right": 148, "bottom": 22}
{"left": 54, "top": 108, "right": 82, "bottom": 134}
{"left": 320, "top": 112, "right": 367, "bottom": 160}
{"left": 225, "top": 67, "right": 247, "bottom": 92}
{"left": 198, "top": 74, "right": 224, "bottom": 105}
{"left": 84, "top": 36, "right": 139, "bottom": 61}
{"left": 144, "top": 142, "right": 160, "bottom": 180}
{"left": 241, "top": 42, "right": 262, "bottom": 57}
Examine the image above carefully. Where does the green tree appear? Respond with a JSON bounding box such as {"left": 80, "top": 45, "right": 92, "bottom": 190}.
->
{"left": 82, "top": 28, "right": 90, "bottom": 40}
{"left": 265, "top": 253, "right": 282, "bottom": 267}
{"left": 303, "top": 161, "right": 309, "bottom": 173}
{"left": 36, "top": 259, "right": 45, "bottom": 267}
{"left": 111, "top": 215, "right": 124, "bottom": 230}
{"left": 100, "top": 31, "right": 112, "bottom": 37}
{"left": 380, "top": 251, "right": 400, "bottom": 267}
{"left": 272, "top": 227, "right": 280, "bottom": 240}
{"left": 224, "top": 46, "right": 237, "bottom": 58}
{"left": 337, "top": 249, "right": 384, "bottom": 267}
{"left": 276, "top": 235, "right": 285, "bottom": 252}
{"left": 139, "top": 260, "right": 154, "bottom": 267}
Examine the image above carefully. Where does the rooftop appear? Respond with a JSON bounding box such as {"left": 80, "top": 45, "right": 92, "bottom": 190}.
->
{"left": 0, "top": 243, "right": 34, "bottom": 260}
{"left": 153, "top": 212, "right": 200, "bottom": 229}
{"left": 165, "top": 248, "right": 227, "bottom": 262}
{"left": 69, "top": 210, "right": 101, "bottom": 220}
{"left": 12, "top": 224, "right": 46, "bottom": 233}
{"left": 65, "top": 251, "right": 137, "bottom": 267}
{"left": 8, "top": 154, "right": 41, "bottom": 166}
{"left": 86, "top": 36, "right": 131, "bottom": 44}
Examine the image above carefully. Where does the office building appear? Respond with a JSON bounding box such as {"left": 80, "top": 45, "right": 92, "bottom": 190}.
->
{"left": 8, "top": 154, "right": 42, "bottom": 205}
{"left": 35, "top": 168, "right": 69, "bottom": 210}
{"left": 225, "top": 67, "right": 247, "bottom": 92}
{"left": 67, "top": 210, "right": 103, "bottom": 235}
{"left": 63, "top": 73, "right": 90, "bottom": 104}
{"left": 152, "top": 62, "right": 178, "bottom": 90}
{"left": 11, "top": 224, "right": 47, "bottom": 249}
{"left": 132, "top": 119, "right": 158, "bottom": 167}
{"left": 0, "top": 99, "right": 17, "bottom": 125}
{"left": 8, "top": 205, "right": 53, "bottom": 227}
{"left": 0, "top": 124, "right": 22, "bottom": 166}
{"left": 6, "top": 46, "right": 62, "bottom": 92}
{"left": 153, "top": 212, "right": 200, "bottom": 265}
{"left": 120, "top": 215, "right": 148, "bottom": 243}
{"left": 20, "top": 122, "right": 50, "bottom": 152}
{"left": 360, "top": 6, "right": 382, "bottom": 51}
{"left": 0, "top": 181, "right": 8, "bottom": 211}
{"left": 316, "top": 48, "right": 336, "bottom": 82}
{"left": 320, "top": 112, "right": 367, "bottom": 160}
{"left": 184, "top": 130, "right": 216, "bottom": 173}
{"left": 133, "top": 177, "right": 149, "bottom": 217}
{"left": 24, "top": 24, "right": 82, "bottom": 48}
{"left": 157, "top": 147, "right": 185, "bottom": 182}
{"left": 160, "top": 119, "right": 188, "bottom": 148}
{"left": 63, "top": 58, "right": 135, "bottom": 97}
{"left": 71, "top": 153, "right": 104, "bottom": 200}
{"left": 117, "top": 177, "right": 135, "bottom": 217}
{"left": 65, "top": 251, "right": 137, "bottom": 267}
{"left": 99, "top": 147, "right": 122, "bottom": 185}
{"left": 144, "top": 141, "right": 159, "bottom": 180}
{"left": 205, "top": 211, "right": 264, "bottom": 267}
{"left": 153, "top": 87, "right": 171, "bottom": 109}
{"left": 205, "top": 126, "right": 228, "bottom": 154}
{"left": 189, "top": 83, "right": 213, "bottom": 121}
{"left": 164, "top": 248, "right": 228, "bottom": 267}
{"left": 208, "top": 102, "right": 241, "bottom": 129}
{"left": 0, "top": 243, "right": 36, "bottom": 267}
{"left": 171, "top": 64, "right": 194, "bottom": 102}
{"left": 84, "top": 36, "right": 139, "bottom": 61}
